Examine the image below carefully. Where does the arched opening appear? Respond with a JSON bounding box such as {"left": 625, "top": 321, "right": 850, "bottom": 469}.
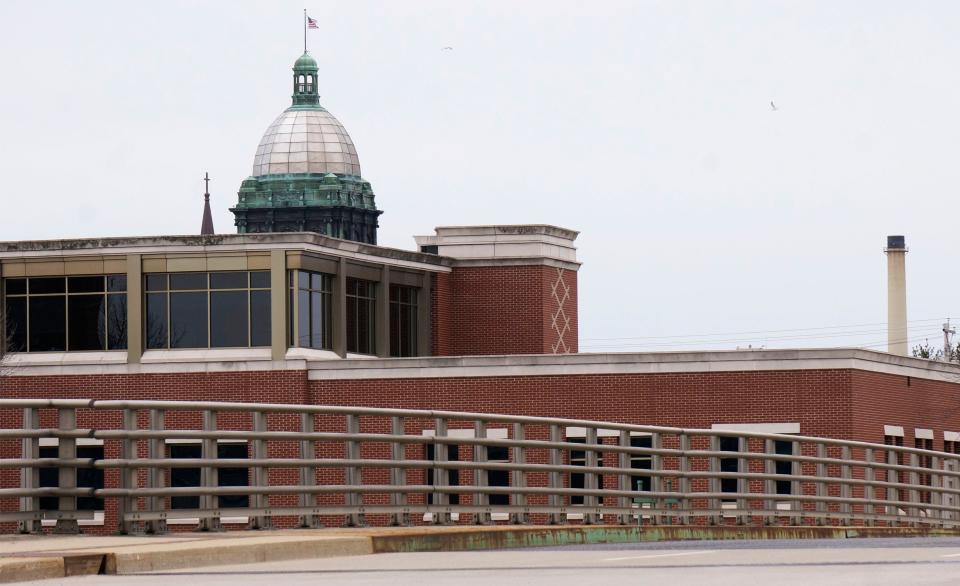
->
{"left": 297, "top": 74, "right": 306, "bottom": 92}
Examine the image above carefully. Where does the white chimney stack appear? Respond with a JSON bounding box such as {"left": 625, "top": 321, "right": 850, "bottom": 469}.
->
{"left": 884, "top": 235, "right": 908, "bottom": 356}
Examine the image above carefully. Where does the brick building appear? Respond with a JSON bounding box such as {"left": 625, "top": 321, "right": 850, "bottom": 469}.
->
{"left": 1, "top": 50, "right": 959, "bottom": 532}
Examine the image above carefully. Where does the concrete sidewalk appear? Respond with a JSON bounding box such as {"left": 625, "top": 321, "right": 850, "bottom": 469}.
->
{"left": 1, "top": 525, "right": 958, "bottom": 583}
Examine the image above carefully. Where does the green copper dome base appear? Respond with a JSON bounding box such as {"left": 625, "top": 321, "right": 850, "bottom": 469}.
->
{"left": 231, "top": 173, "right": 382, "bottom": 244}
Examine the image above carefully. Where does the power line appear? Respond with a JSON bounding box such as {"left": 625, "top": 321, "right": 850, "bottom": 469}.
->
{"left": 581, "top": 317, "right": 948, "bottom": 343}
{"left": 581, "top": 325, "right": 942, "bottom": 350}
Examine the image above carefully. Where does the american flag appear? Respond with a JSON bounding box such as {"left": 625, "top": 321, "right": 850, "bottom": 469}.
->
{"left": 307, "top": 16, "right": 319, "bottom": 29}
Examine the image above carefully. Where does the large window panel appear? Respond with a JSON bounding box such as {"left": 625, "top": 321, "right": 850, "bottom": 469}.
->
{"left": 389, "top": 284, "right": 418, "bottom": 357}
{"left": 3, "top": 275, "right": 126, "bottom": 353}
{"left": 145, "top": 271, "right": 270, "bottom": 350}
{"left": 210, "top": 291, "right": 248, "bottom": 348}
{"left": 290, "top": 270, "right": 332, "bottom": 350}
{"left": 346, "top": 278, "right": 375, "bottom": 354}
{"left": 250, "top": 290, "right": 271, "bottom": 347}
{"left": 5, "top": 296, "right": 26, "bottom": 352}
{"left": 145, "top": 293, "right": 168, "bottom": 349}
{"left": 29, "top": 296, "right": 66, "bottom": 351}
{"left": 170, "top": 291, "right": 207, "bottom": 348}
{"left": 68, "top": 295, "right": 105, "bottom": 351}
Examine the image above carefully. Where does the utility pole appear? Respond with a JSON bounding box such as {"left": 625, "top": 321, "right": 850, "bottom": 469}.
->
{"left": 944, "top": 319, "right": 956, "bottom": 362}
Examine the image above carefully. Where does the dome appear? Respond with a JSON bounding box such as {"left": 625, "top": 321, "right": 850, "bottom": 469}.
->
{"left": 251, "top": 107, "right": 362, "bottom": 177}
{"left": 293, "top": 52, "right": 318, "bottom": 71}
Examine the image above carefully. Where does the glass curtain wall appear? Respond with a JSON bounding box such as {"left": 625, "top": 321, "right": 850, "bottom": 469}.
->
{"left": 346, "top": 278, "right": 375, "bottom": 354}
{"left": 389, "top": 284, "right": 418, "bottom": 357}
{"left": 3, "top": 275, "right": 127, "bottom": 352}
{"left": 145, "top": 271, "right": 270, "bottom": 349}
{"left": 289, "top": 270, "right": 333, "bottom": 349}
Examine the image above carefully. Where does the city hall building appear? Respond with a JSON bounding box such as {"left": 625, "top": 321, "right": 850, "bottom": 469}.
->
{"left": 1, "top": 52, "right": 960, "bottom": 532}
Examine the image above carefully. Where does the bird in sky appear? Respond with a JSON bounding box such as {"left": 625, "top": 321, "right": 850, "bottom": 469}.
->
{"left": 770, "top": 101, "right": 778, "bottom": 111}
{"left": 441, "top": 46, "right": 453, "bottom": 51}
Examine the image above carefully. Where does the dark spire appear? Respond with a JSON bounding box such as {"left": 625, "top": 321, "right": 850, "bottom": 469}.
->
{"left": 201, "top": 172, "right": 215, "bottom": 235}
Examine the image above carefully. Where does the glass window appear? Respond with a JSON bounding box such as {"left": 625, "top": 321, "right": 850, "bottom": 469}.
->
{"left": 346, "top": 278, "right": 375, "bottom": 354}
{"left": 6, "top": 279, "right": 26, "bottom": 295}
{"left": 210, "top": 291, "right": 247, "bottom": 347}
{"left": 169, "top": 443, "right": 248, "bottom": 510}
{"left": 426, "top": 444, "right": 460, "bottom": 506}
{"left": 106, "top": 294, "right": 127, "bottom": 350}
{"left": 630, "top": 435, "right": 652, "bottom": 492}
{"left": 487, "top": 445, "right": 510, "bottom": 506}
{"left": 5, "top": 297, "right": 26, "bottom": 352}
{"left": 67, "top": 295, "right": 105, "bottom": 351}
{"left": 250, "top": 290, "right": 271, "bottom": 347}
{"left": 169, "top": 444, "right": 201, "bottom": 510}
{"left": 290, "top": 270, "right": 332, "bottom": 350}
{"left": 3, "top": 275, "right": 127, "bottom": 353}
{"left": 250, "top": 271, "right": 270, "bottom": 289}
{"left": 30, "top": 277, "right": 65, "bottom": 295}
{"left": 145, "top": 271, "right": 271, "bottom": 349}
{"left": 774, "top": 440, "right": 794, "bottom": 495}
{"left": 68, "top": 276, "right": 104, "bottom": 293}
{"left": 568, "top": 437, "right": 603, "bottom": 506}
{"left": 210, "top": 272, "right": 247, "bottom": 289}
{"left": 29, "top": 296, "right": 66, "bottom": 351}
{"left": 39, "top": 445, "right": 104, "bottom": 512}
{"left": 170, "top": 291, "right": 207, "bottom": 348}
{"left": 107, "top": 275, "right": 127, "bottom": 292}
{"left": 719, "top": 436, "right": 740, "bottom": 497}
{"left": 145, "top": 293, "right": 168, "bottom": 349}
{"left": 170, "top": 273, "right": 206, "bottom": 290}
{"left": 389, "top": 285, "right": 418, "bottom": 357}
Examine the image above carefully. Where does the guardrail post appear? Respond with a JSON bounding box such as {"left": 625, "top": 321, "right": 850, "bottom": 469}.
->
{"left": 930, "top": 455, "right": 942, "bottom": 527}
{"left": 250, "top": 411, "right": 270, "bottom": 530}
{"left": 840, "top": 446, "right": 852, "bottom": 525}
{"left": 344, "top": 414, "right": 364, "bottom": 527}
{"left": 146, "top": 409, "right": 166, "bottom": 534}
{"left": 549, "top": 424, "right": 562, "bottom": 525}
{"left": 116, "top": 408, "right": 137, "bottom": 534}
{"left": 473, "top": 420, "right": 490, "bottom": 525}
{"left": 909, "top": 452, "right": 920, "bottom": 526}
{"left": 763, "top": 439, "right": 775, "bottom": 525}
{"left": 300, "top": 412, "right": 320, "bottom": 528}
{"left": 199, "top": 410, "right": 222, "bottom": 532}
{"left": 651, "top": 432, "right": 665, "bottom": 525}
{"left": 864, "top": 447, "right": 875, "bottom": 526}
{"left": 432, "top": 418, "right": 449, "bottom": 525}
{"left": 678, "top": 433, "right": 691, "bottom": 526}
{"left": 815, "top": 443, "right": 827, "bottom": 525}
{"left": 617, "top": 430, "right": 630, "bottom": 525}
{"left": 54, "top": 407, "right": 79, "bottom": 534}
{"left": 708, "top": 435, "right": 721, "bottom": 525}
{"left": 18, "top": 408, "right": 41, "bottom": 534}
{"left": 511, "top": 423, "right": 527, "bottom": 524}
{"left": 887, "top": 448, "right": 900, "bottom": 522}
{"left": 389, "top": 416, "right": 408, "bottom": 527}
{"left": 583, "top": 427, "right": 598, "bottom": 525}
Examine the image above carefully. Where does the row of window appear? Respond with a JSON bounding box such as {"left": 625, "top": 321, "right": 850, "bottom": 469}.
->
{"left": 3, "top": 271, "right": 421, "bottom": 357}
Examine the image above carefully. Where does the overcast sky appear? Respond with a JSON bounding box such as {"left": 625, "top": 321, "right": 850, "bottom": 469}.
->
{"left": 1, "top": 1, "right": 958, "bottom": 353}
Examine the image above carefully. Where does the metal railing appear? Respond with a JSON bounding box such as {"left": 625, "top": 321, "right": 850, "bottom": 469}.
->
{"left": 1, "top": 399, "right": 959, "bottom": 534}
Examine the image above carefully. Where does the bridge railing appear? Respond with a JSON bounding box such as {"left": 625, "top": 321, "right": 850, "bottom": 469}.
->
{"left": 1, "top": 399, "right": 959, "bottom": 534}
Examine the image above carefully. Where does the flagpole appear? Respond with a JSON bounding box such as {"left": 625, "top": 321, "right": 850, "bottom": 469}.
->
{"left": 303, "top": 8, "right": 307, "bottom": 53}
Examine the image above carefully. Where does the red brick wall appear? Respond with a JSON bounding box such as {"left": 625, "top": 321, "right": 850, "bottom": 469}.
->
{"left": 440, "top": 265, "right": 578, "bottom": 356}
{"left": 431, "top": 272, "right": 453, "bottom": 356}
{"left": 851, "top": 370, "right": 960, "bottom": 448}
{"left": 310, "top": 369, "right": 854, "bottom": 438}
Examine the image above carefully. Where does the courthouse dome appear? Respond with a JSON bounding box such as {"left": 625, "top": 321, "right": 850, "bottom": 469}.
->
{"left": 251, "top": 108, "right": 362, "bottom": 177}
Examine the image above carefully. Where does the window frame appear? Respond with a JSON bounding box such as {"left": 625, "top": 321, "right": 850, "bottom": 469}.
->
{"left": 3, "top": 275, "right": 127, "bottom": 353}
{"left": 144, "top": 271, "right": 270, "bottom": 350}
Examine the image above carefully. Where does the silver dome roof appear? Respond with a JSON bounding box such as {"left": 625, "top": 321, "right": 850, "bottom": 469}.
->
{"left": 252, "top": 108, "right": 361, "bottom": 177}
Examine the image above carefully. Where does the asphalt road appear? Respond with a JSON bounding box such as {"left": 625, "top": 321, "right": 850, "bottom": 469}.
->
{"left": 26, "top": 537, "right": 960, "bottom": 586}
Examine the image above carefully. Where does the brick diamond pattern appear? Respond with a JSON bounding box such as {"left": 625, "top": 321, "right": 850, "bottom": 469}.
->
{"left": 550, "top": 267, "right": 572, "bottom": 354}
